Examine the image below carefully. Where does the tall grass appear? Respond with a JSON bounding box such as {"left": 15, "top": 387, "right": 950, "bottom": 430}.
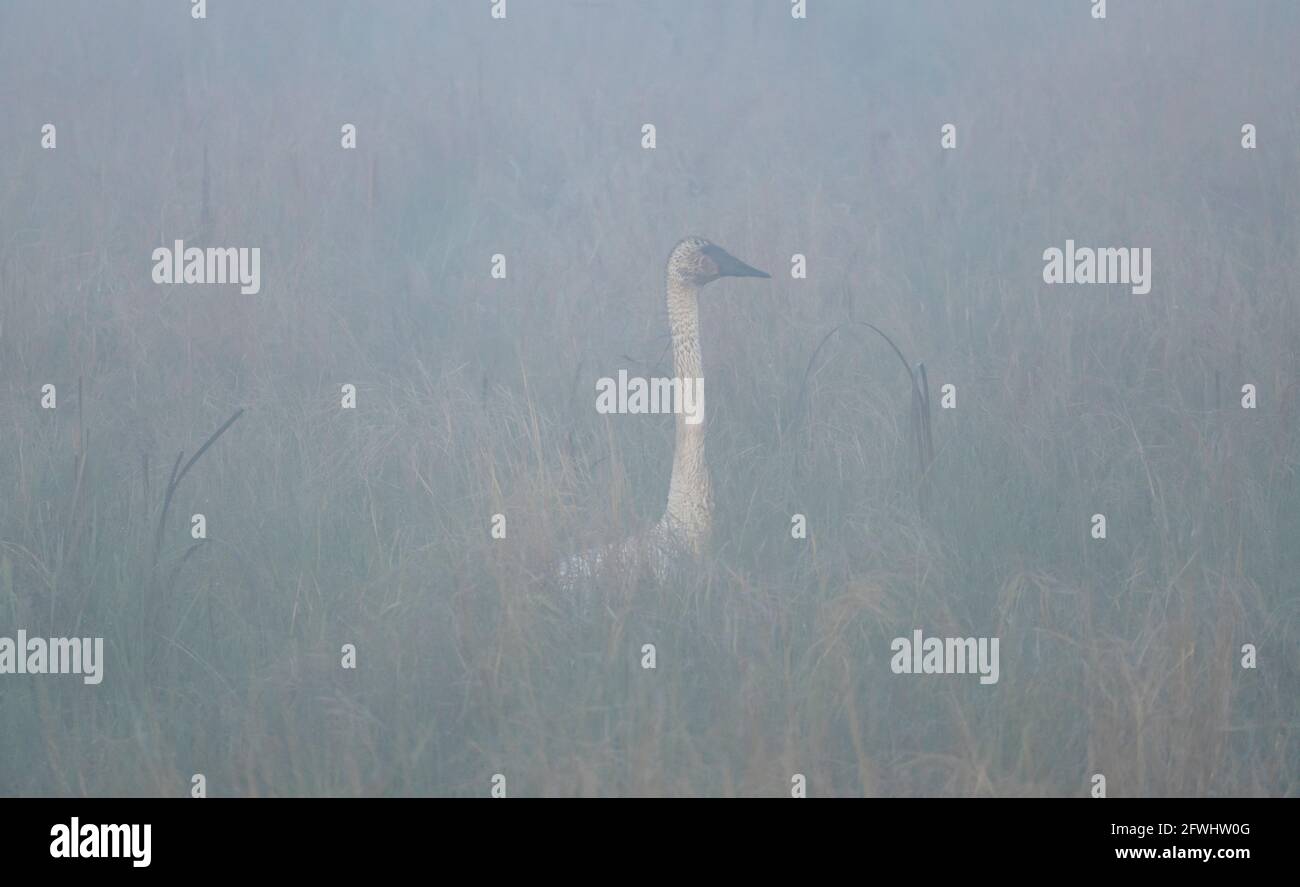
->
{"left": 0, "top": 1, "right": 1296, "bottom": 796}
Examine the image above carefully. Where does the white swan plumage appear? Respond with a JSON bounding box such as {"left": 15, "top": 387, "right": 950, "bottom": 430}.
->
{"left": 558, "top": 236, "right": 770, "bottom": 591}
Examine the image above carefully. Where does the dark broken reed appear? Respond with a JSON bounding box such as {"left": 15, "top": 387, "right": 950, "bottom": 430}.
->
{"left": 912, "top": 361, "right": 935, "bottom": 511}
{"left": 150, "top": 408, "right": 245, "bottom": 572}
{"left": 794, "top": 321, "right": 935, "bottom": 509}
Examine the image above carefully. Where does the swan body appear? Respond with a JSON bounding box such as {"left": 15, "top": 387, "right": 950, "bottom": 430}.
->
{"left": 558, "top": 236, "right": 769, "bottom": 591}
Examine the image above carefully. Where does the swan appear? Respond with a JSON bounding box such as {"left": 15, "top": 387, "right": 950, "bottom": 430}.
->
{"left": 557, "top": 236, "right": 770, "bottom": 591}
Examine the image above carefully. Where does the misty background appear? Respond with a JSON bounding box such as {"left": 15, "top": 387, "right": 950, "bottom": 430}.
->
{"left": 1, "top": 1, "right": 1296, "bottom": 795}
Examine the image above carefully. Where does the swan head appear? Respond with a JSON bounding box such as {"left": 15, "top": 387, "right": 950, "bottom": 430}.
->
{"left": 668, "top": 236, "right": 770, "bottom": 287}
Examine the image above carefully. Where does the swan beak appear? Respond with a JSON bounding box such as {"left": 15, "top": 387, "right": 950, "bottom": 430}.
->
{"left": 704, "top": 244, "right": 771, "bottom": 279}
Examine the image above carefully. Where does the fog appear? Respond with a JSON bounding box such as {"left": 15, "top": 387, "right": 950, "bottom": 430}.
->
{"left": 1, "top": 1, "right": 1296, "bottom": 796}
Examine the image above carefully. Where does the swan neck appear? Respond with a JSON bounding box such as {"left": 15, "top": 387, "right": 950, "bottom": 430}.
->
{"left": 663, "top": 275, "right": 711, "bottom": 548}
